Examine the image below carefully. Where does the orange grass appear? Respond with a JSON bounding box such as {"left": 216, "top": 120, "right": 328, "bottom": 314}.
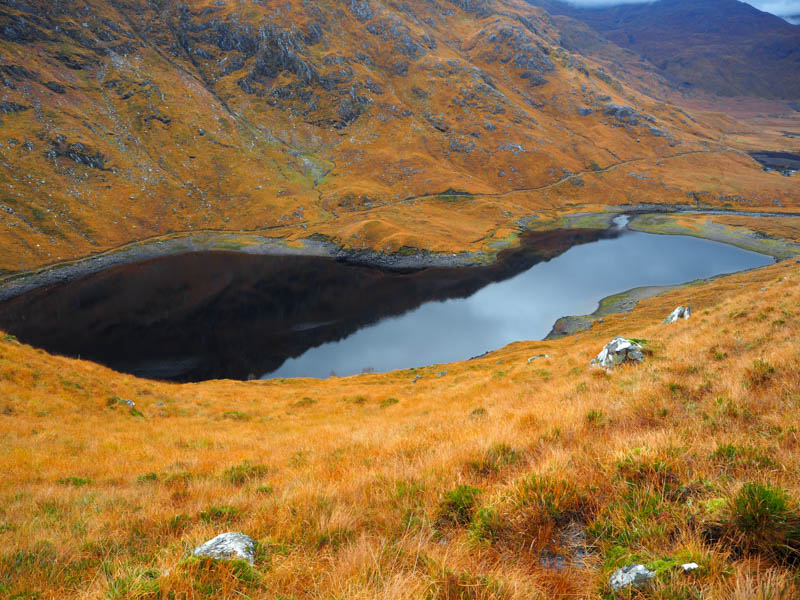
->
{"left": 1, "top": 259, "right": 799, "bottom": 598}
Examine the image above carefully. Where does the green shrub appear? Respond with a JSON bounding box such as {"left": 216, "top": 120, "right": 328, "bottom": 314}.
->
{"left": 616, "top": 453, "right": 678, "bottom": 492}
{"left": 58, "top": 477, "right": 92, "bottom": 487}
{"left": 106, "top": 567, "right": 160, "bottom": 600}
{"left": 468, "top": 443, "right": 522, "bottom": 476}
{"left": 469, "top": 507, "right": 503, "bottom": 544}
{"left": 745, "top": 359, "right": 775, "bottom": 388}
{"left": 380, "top": 397, "right": 399, "bottom": 408}
{"left": 163, "top": 513, "right": 191, "bottom": 534}
{"left": 223, "top": 461, "right": 269, "bottom": 486}
{"left": 199, "top": 505, "right": 240, "bottom": 524}
{"left": 436, "top": 485, "right": 481, "bottom": 527}
{"left": 136, "top": 472, "right": 158, "bottom": 484}
{"left": 586, "top": 409, "right": 606, "bottom": 425}
{"left": 292, "top": 397, "right": 316, "bottom": 408}
{"left": 708, "top": 483, "right": 800, "bottom": 562}
{"left": 516, "top": 475, "right": 586, "bottom": 523}
{"left": 315, "top": 527, "right": 353, "bottom": 550}
{"left": 222, "top": 410, "right": 250, "bottom": 421}
{"left": 711, "top": 444, "right": 775, "bottom": 469}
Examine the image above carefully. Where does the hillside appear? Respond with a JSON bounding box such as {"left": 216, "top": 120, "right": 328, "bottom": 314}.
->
{"left": 0, "top": 252, "right": 798, "bottom": 598}
{"left": 0, "top": 0, "right": 797, "bottom": 278}
{"left": 2, "top": 1, "right": 800, "bottom": 598}
{"left": 531, "top": 0, "right": 800, "bottom": 100}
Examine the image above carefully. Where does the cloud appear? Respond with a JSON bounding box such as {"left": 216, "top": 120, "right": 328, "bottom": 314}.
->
{"left": 564, "top": 0, "right": 800, "bottom": 20}
{"left": 745, "top": 0, "right": 800, "bottom": 18}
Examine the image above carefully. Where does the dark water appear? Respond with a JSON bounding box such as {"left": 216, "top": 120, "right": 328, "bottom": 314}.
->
{"left": 0, "top": 224, "right": 772, "bottom": 381}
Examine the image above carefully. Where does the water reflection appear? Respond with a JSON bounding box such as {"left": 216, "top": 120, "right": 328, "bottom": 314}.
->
{"left": 0, "top": 226, "right": 772, "bottom": 382}
{"left": 268, "top": 231, "right": 772, "bottom": 378}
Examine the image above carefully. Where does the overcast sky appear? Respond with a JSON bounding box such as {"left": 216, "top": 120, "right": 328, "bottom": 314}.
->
{"left": 565, "top": 0, "right": 800, "bottom": 21}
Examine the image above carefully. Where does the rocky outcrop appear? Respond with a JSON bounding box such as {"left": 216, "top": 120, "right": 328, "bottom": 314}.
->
{"left": 602, "top": 104, "right": 654, "bottom": 127}
{"left": 46, "top": 136, "right": 107, "bottom": 170}
{"left": 663, "top": 305, "right": 691, "bottom": 324}
{"left": 591, "top": 337, "right": 644, "bottom": 368}
{"left": 473, "top": 24, "right": 554, "bottom": 86}
{"left": 609, "top": 564, "right": 655, "bottom": 591}
{"left": 193, "top": 532, "right": 256, "bottom": 564}
{"left": 448, "top": 0, "right": 492, "bottom": 16}
{"left": 0, "top": 101, "right": 29, "bottom": 114}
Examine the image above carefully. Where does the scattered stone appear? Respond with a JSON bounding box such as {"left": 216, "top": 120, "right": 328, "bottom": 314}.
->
{"left": 44, "top": 81, "right": 66, "bottom": 94}
{"left": 437, "top": 371, "right": 447, "bottom": 377}
{"left": 682, "top": 562, "right": 700, "bottom": 572}
{"left": 591, "top": 337, "right": 644, "bottom": 369}
{"left": 193, "top": 532, "right": 256, "bottom": 564}
{"left": 527, "top": 354, "right": 550, "bottom": 363}
{"left": 120, "top": 398, "right": 135, "bottom": 407}
{"left": 609, "top": 564, "right": 655, "bottom": 591}
{"left": 0, "top": 101, "right": 29, "bottom": 114}
{"left": 663, "top": 305, "right": 691, "bottom": 324}
{"left": 411, "top": 375, "right": 422, "bottom": 384}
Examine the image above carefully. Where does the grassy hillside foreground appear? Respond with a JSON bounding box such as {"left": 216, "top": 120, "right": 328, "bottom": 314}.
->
{"left": 0, "top": 258, "right": 799, "bottom": 598}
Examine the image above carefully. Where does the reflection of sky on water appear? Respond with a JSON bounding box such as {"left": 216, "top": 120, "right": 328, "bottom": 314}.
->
{"left": 266, "top": 231, "right": 772, "bottom": 379}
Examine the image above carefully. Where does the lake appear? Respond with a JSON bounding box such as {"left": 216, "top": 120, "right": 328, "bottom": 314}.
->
{"left": 0, "top": 221, "right": 773, "bottom": 381}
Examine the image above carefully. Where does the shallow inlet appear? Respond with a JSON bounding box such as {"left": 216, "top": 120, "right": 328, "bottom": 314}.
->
{"left": 0, "top": 223, "right": 773, "bottom": 381}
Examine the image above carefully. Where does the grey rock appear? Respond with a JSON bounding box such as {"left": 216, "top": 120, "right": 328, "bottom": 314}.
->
{"left": 591, "top": 337, "right": 644, "bottom": 369}
{"left": 0, "top": 101, "right": 29, "bottom": 114}
{"left": 609, "top": 564, "right": 655, "bottom": 591}
{"left": 578, "top": 107, "right": 593, "bottom": 116}
{"left": 449, "top": 134, "right": 475, "bottom": 153}
{"left": 663, "top": 305, "right": 691, "bottom": 324}
{"left": 527, "top": 354, "right": 550, "bottom": 363}
{"left": 193, "top": 532, "right": 256, "bottom": 564}
{"left": 681, "top": 562, "right": 700, "bottom": 572}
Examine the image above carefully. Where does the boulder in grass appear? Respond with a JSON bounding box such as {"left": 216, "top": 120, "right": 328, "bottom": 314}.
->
{"left": 609, "top": 564, "right": 655, "bottom": 591}
{"left": 193, "top": 532, "right": 256, "bottom": 564}
{"left": 591, "top": 337, "right": 644, "bottom": 369}
{"left": 663, "top": 305, "right": 691, "bottom": 324}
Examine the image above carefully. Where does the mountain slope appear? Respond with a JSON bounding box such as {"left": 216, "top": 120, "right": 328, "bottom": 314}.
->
{"left": 531, "top": 0, "right": 800, "bottom": 100}
{"left": 0, "top": 0, "right": 795, "bottom": 277}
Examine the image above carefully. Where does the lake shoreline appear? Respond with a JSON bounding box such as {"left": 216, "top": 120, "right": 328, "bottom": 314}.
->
{"left": 1, "top": 206, "right": 799, "bottom": 303}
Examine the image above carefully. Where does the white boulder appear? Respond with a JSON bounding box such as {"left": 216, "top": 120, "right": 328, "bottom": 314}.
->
{"left": 663, "top": 305, "right": 691, "bottom": 324}
{"left": 591, "top": 337, "right": 644, "bottom": 369}
{"left": 193, "top": 532, "right": 256, "bottom": 564}
{"left": 609, "top": 564, "right": 655, "bottom": 591}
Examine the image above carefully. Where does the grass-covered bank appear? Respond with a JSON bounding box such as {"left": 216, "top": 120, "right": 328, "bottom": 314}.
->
{"left": 0, "top": 259, "right": 799, "bottom": 598}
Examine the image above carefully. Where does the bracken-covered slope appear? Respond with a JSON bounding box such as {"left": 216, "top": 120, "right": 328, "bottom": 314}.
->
{"left": 0, "top": 0, "right": 796, "bottom": 274}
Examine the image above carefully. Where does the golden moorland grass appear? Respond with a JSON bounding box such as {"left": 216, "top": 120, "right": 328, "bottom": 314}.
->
{"left": 0, "top": 259, "right": 799, "bottom": 599}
